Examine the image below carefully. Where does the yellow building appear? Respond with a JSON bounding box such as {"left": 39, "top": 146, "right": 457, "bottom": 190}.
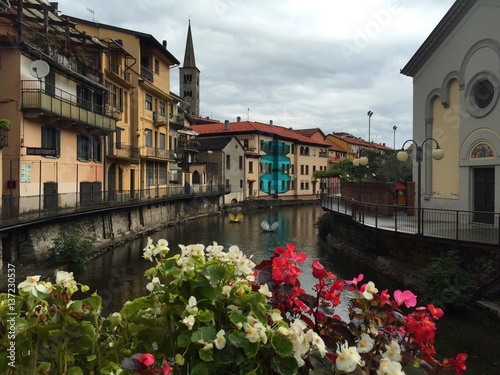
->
{"left": 0, "top": 1, "right": 118, "bottom": 215}
{"left": 192, "top": 120, "right": 330, "bottom": 199}
{"left": 68, "top": 16, "right": 181, "bottom": 199}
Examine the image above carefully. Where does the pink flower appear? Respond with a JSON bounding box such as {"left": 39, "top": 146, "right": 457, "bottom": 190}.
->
{"left": 138, "top": 353, "right": 155, "bottom": 368}
{"left": 393, "top": 290, "right": 417, "bottom": 308}
{"left": 345, "top": 273, "right": 363, "bottom": 286}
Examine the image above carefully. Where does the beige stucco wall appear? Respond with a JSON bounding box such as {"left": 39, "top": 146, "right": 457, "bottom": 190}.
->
{"left": 432, "top": 80, "right": 460, "bottom": 199}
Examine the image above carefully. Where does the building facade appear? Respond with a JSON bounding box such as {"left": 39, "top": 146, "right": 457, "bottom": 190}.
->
{"left": 0, "top": 1, "right": 119, "bottom": 215}
{"left": 192, "top": 120, "right": 330, "bottom": 199}
{"left": 401, "top": 0, "right": 500, "bottom": 223}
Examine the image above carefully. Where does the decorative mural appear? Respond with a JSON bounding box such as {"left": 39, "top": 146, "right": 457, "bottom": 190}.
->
{"left": 260, "top": 140, "right": 291, "bottom": 194}
{"left": 471, "top": 143, "right": 494, "bottom": 158}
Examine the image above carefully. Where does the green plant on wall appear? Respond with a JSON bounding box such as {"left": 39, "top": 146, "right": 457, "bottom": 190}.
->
{"left": 48, "top": 228, "right": 94, "bottom": 272}
{"left": 0, "top": 119, "right": 12, "bottom": 131}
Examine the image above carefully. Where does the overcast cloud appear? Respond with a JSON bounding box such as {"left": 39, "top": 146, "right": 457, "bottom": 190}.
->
{"left": 56, "top": 0, "right": 455, "bottom": 148}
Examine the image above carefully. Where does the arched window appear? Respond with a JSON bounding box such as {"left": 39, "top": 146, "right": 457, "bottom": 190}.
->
{"left": 192, "top": 170, "right": 200, "bottom": 184}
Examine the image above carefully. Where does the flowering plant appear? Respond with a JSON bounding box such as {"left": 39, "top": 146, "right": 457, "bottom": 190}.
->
{"left": 253, "top": 243, "right": 468, "bottom": 374}
{"left": 0, "top": 239, "right": 467, "bottom": 375}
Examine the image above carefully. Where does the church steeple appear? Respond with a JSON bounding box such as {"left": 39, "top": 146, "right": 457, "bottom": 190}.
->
{"left": 183, "top": 21, "right": 196, "bottom": 68}
{"left": 180, "top": 21, "right": 200, "bottom": 117}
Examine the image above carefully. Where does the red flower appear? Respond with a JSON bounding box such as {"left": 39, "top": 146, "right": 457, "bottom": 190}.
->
{"left": 312, "top": 260, "right": 327, "bottom": 279}
{"left": 448, "top": 353, "right": 468, "bottom": 375}
{"left": 427, "top": 304, "right": 444, "bottom": 319}
{"left": 393, "top": 289, "right": 417, "bottom": 308}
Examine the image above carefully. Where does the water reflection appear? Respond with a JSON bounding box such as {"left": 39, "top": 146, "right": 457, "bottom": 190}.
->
{"left": 78, "top": 204, "right": 499, "bottom": 374}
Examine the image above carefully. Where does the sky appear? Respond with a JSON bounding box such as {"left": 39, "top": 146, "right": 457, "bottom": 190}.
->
{"left": 55, "top": 0, "right": 456, "bottom": 149}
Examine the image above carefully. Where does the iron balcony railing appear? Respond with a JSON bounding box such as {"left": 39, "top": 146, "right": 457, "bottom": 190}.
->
{"left": 140, "top": 65, "right": 154, "bottom": 82}
{"left": 21, "top": 80, "right": 116, "bottom": 132}
{"left": 107, "top": 143, "right": 140, "bottom": 162}
{"left": 0, "top": 185, "right": 231, "bottom": 230}
{"left": 144, "top": 147, "right": 176, "bottom": 160}
{"left": 320, "top": 194, "right": 500, "bottom": 245}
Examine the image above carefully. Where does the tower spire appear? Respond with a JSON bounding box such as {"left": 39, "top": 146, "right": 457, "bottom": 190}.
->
{"left": 183, "top": 20, "right": 196, "bottom": 68}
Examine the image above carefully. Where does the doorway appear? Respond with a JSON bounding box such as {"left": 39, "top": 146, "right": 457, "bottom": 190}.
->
{"left": 473, "top": 167, "right": 495, "bottom": 224}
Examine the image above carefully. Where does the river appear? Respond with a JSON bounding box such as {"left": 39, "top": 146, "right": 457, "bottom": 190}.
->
{"left": 78, "top": 204, "right": 499, "bottom": 374}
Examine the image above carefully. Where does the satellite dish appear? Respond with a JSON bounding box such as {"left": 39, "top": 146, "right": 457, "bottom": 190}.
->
{"left": 29, "top": 60, "right": 50, "bottom": 79}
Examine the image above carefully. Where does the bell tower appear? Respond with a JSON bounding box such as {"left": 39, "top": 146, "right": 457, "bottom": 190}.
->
{"left": 180, "top": 21, "right": 200, "bottom": 117}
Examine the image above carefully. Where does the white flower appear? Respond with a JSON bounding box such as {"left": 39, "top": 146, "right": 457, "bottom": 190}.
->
{"left": 222, "top": 285, "right": 232, "bottom": 297}
{"left": 155, "top": 238, "right": 169, "bottom": 255}
{"left": 183, "top": 315, "right": 195, "bottom": 330}
{"left": 271, "top": 309, "right": 283, "bottom": 323}
{"left": 206, "top": 242, "right": 225, "bottom": 260}
{"left": 336, "top": 341, "right": 361, "bottom": 373}
{"left": 146, "top": 277, "right": 161, "bottom": 292}
{"left": 244, "top": 321, "right": 267, "bottom": 344}
{"left": 18, "top": 275, "right": 42, "bottom": 296}
{"left": 258, "top": 283, "right": 272, "bottom": 298}
{"left": 55, "top": 271, "right": 76, "bottom": 289}
{"left": 362, "top": 281, "right": 379, "bottom": 300}
{"left": 307, "top": 330, "right": 327, "bottom": 356}
{"left": 382, "top": 340, "right": 402, "bottom": 362}
{"left": 377, "top": 358, "right": 405, "bottom": 375}
{"left": 357, "top": 333, "right": 374, "bottom": 353}
{"left": 215, "top": 329, "right": 226, "bottom": 349}
{"left": 186, "top": 296, "right": 198, "bottom": 315}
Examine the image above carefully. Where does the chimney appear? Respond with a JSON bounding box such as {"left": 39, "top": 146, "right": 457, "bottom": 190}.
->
{"left": 224, "top": 120, "right": 229, "bottom": 130}
{"left": 269, "top": 120, "right": 273, "bottom": 126}
{"left": 162, "top": 40, "right": 167, "bottom": 48}
{"left": 236, "top": 116, "right": 241, "bottom": 122}
{"left": 50, "top": 2, "right": 59, "bottom": 12}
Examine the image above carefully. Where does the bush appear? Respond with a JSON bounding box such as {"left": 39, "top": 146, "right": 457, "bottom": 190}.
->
{"left": 423, "top": 250, "right": 476, "bottom": 310}
{"left": 48, "top": 228, "right": 94, "bottom": 272}
{"left": 314, "top": 213, "right": 334, "bottom": 239}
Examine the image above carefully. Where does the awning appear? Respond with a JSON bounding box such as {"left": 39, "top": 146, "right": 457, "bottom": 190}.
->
{"left": 247, "top": 178, "right": 257, "bottom": 182}
{"left": 178, "top": 128, "right": 199, "bottom": 136}
{"left": 395, "top": 182, "right": 406, "bottom": 190}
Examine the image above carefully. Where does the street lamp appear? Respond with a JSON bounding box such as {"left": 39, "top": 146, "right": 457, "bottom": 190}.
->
{"left": 352, "top": 154, "right": 368, "bottom": 221}
{"left": 397, "top": 138, "right": 444, "bottom": 235}
{"left": 392, "top": 126, "right": 397, "bottom": 150}
{"left": 367, "top": 111, "right": 373, "bottom": 143}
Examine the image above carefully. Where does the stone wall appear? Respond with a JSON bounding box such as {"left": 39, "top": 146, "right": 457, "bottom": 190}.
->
{"left": 1, "top": 196, "right": 222, "bottom": 265}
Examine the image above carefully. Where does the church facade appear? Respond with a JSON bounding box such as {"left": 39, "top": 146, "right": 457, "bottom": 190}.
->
{"left": 401, "top": 0, "right": 500, "bottom": 223}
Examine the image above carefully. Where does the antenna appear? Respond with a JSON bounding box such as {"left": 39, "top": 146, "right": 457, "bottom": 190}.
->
{"left": 29, "top": 60, "right": 50, "bottom": 79}
{"left": 87, "top": 7, "right": 95, "bottom": 22}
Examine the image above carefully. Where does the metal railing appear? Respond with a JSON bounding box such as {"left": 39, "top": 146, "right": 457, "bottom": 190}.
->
{"left": 0, "top": 185, "right": 231, "bottom": 230}
{"left": 320, "top": 194, "right": 500, "bottom": 245}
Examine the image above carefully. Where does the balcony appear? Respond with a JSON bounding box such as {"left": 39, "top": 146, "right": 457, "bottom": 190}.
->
{"left": 107, "top": 143, "right": 140, "bottom": 164}
{"left": 140, "top": 65, "right": 154, "bottom": 83}
{"left": 319, "top": 151, "right": 328, "bottom": 158}
{"left": 153, "top": 112, "right": 168, "bottom": 126}
{"left": 143, "top": 147, "right": 176, "bottom": 160}
{"left": 21, "top": 80, "right": 116, "bottom": 133}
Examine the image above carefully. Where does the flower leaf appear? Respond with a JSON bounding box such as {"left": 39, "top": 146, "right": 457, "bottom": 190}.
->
{"left": 199, "top": 348, "right": 214, "bottom": 362}
{"left": 271, "top": 334, "right": 294, "bottom": 357}
{"left": 271, "top": 355, "right": 299, "bottom": 375}
{"left": 205, "top": 264, "right": 226, "bottom": 282}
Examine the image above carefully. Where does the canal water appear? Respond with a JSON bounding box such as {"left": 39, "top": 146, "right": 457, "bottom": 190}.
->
{"left": 78, "top": 204, "right": 499, "bottom": 374}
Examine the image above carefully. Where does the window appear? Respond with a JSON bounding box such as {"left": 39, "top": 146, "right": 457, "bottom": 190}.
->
{"left": 159, "top": 133, "right": 166, "bottom": 149}
{"left": 225, "top": 179, "right": 230, "bottom": 188}
{"left": 260, "top": 140, "right": 264, "bottom": 150}
{"left": 77, "top": 135, "right": 92, "bottom": 161}
{"left": 239, "top": 156, "right": 243, "bottom": 170}
{"left": 159, "top": 101, "right": 166, "bottom": 116}
{"left": 41, "top": 127, "right": 60, "bottom": 157}
{"left": 240, "top": 180, "right": 243, "bottom": 188}
{"left": 146, "top": 161, "right": 154, "bottom": 187}
{"left": 300, "top": 165, "right": 304, "bottom": 175}
{"left": 116, "top": 128, "right": 122, "bottom": 148}
{"left": 306, "top": 165, "right": 309, "bottom": 174}
{"left": 249, "top": 161, "right": 253, "bottom": 173}
{"left": 226, "top": 154, "right": 230, "bottom": 169}
{"left": 45, "top": 70, "right": 55, "bottom": 96}
{"left": 93, "top": 137, "right": 102, "bottom": 162}
{"left": 243, "top": 139, "right": 249, "bottom": 148}
{"left": 159, "top": 162, "right": 167, "bottom": 184}
{"left": 145, "top": 94, "right": 152, "bottom": 110}
{"left": 145, "top": 129, "right": 153, "bottom": 147}
{"left": 154, "top": 58, "right": 160, "bottom": 74}
{"left": 77, "top": 85, "right": 92, "bottom": 111}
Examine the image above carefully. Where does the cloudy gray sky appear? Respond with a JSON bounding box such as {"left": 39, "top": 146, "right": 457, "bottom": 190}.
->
{"left": 56, "top": 0, "right": 455, "bottom": 149}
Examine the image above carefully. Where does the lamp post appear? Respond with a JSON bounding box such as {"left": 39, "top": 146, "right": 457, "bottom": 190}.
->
{"left": 367, "top": 111, "right": 373, "bottom": 143}
{"left": 392, "top": 125, "right": 397, "bottom": 150}
{"left": 352, "top": 154, "right": 368, "bottom": 221}
{"left": 397, "top": 138, "right": 444, "bottom": 235}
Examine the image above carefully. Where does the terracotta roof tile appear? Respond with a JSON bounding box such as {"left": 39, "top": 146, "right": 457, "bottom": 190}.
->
{"left": 192, "top": 121, "right": 332, "bottom": 147}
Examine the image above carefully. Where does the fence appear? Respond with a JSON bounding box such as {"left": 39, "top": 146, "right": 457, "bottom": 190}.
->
{"left": 0, "top": 184, "right": 231, "bottom": 230}
{"left": 320, "top": 194, "right": 500, "bottom": 245}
